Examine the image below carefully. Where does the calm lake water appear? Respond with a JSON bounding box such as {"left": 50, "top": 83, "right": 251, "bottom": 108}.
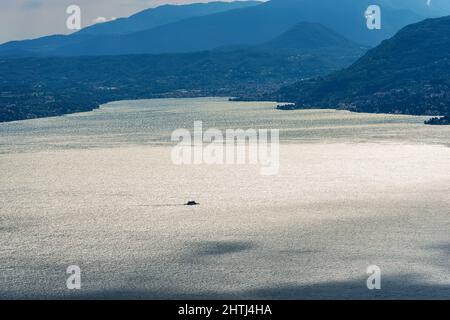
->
{"left": 0, "top": 97, "right": 449, "bottom": 299}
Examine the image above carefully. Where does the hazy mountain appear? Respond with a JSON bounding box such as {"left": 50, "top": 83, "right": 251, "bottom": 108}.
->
{"left": 55, "top": 0, "right": 427, "bottom": 56}
{"left": 274, "top": 16, "right": 450, "bottom": 118}
{"left": 0, "top": 1, "right": 261, "bottom": 56}
{"left": 262, "top": 22, "right": 366, "bottom": 54}
{"left": 0, "top": 22, "right": 366, "bottom": 122}
{"left": 0, "top": 0, "right": 439, "bottom": 57}
{"left": 77, "top": 1, "right": 262, "bottom": 36}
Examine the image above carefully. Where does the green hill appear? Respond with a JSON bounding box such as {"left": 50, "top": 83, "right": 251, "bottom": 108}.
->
{"left": 274, "top": 16, "right": 450, "bottom": 121}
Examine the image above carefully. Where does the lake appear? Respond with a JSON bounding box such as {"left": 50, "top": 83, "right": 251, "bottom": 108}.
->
{"left": 0, "top": 97, "right": 449, "bottom": 299}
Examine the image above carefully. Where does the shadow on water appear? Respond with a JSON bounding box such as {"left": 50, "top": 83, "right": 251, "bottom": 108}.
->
{"left": 5, "top": 274, "right": 447, "bottom": 300}
{"left": 428, "top": 242, "right": 450, "bottom": 255}
{"left": 1, "top": 241, "right": 449, "bottom": 300}
{"left": 192, "top": 241, "right": 256, "bottom": 256}
{"left": 134, "top": 204, "right": 185, "bottom": 207}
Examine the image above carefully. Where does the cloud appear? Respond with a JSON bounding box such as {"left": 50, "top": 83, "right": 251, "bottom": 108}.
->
{"left": 93, "top": 16, "right": 108, "bottom": 24}
{"left": 93, "top": 16, "right": 118, "bottom": 24}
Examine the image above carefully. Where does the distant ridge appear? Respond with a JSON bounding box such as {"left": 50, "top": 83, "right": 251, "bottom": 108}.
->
{"left": 262, "top": 22, "right": 366, "bottom": 53}
{"left": 0, "top": 0, "right": 440, "bottom": 57}
{"left": 0, "top": 1, "right": 262, "bottom": 56}
{"left": 77, "top": 1, "right": 262, "bottom": 36}
{"left": 274, "top": 16, "right": 450, "bottom": 118}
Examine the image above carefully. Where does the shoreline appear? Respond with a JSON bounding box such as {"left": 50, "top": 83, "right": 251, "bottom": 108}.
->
{"left": 0, "top": 96, "right": 443, "bottom": 124}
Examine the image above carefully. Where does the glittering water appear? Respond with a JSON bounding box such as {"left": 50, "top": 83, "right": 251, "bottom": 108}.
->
{"left": 0, "top": 97, "right": 449, "bottom": 299}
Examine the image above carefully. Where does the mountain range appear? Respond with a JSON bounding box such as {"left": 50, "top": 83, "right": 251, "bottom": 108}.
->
{"left": 0, "top": 1, "right": 260, "bottom": 57}
{"left": 274, "top": 15, "right": 450, "bottom": 119}
{"left": 0, "top": 21, "right": 365, "bottom": 122}
{"left": 77, "top": 1, "right": 261, "bottom": 36}
{"left": 1, "top": 0, "right": 449, "bottom": 57}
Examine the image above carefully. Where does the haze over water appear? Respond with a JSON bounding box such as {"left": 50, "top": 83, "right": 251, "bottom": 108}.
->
{"left": 0, "top": 97, "right": 449, "bottom": 299}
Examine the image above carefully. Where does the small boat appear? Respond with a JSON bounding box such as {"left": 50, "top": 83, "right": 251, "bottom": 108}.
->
{"left": 185, "top": 201, "right": 199, "bottom": 206}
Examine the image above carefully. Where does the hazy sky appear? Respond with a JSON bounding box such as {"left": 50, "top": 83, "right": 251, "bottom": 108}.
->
{"left": 0, "top": 0, "right": 246, "bottom": 44}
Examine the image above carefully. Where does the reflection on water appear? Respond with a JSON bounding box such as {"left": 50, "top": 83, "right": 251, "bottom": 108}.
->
{"left": 0, "top": 97, "right": 449, "bottom": 153}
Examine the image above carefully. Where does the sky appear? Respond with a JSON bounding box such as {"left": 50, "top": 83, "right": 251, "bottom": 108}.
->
{"left": 0, "top": 0, "right": 243, "bottom": 44}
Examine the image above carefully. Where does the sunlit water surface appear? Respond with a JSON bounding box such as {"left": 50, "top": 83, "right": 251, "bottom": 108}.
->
{"left": 0, "top": 97, "right": 449, "bottom": 299}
